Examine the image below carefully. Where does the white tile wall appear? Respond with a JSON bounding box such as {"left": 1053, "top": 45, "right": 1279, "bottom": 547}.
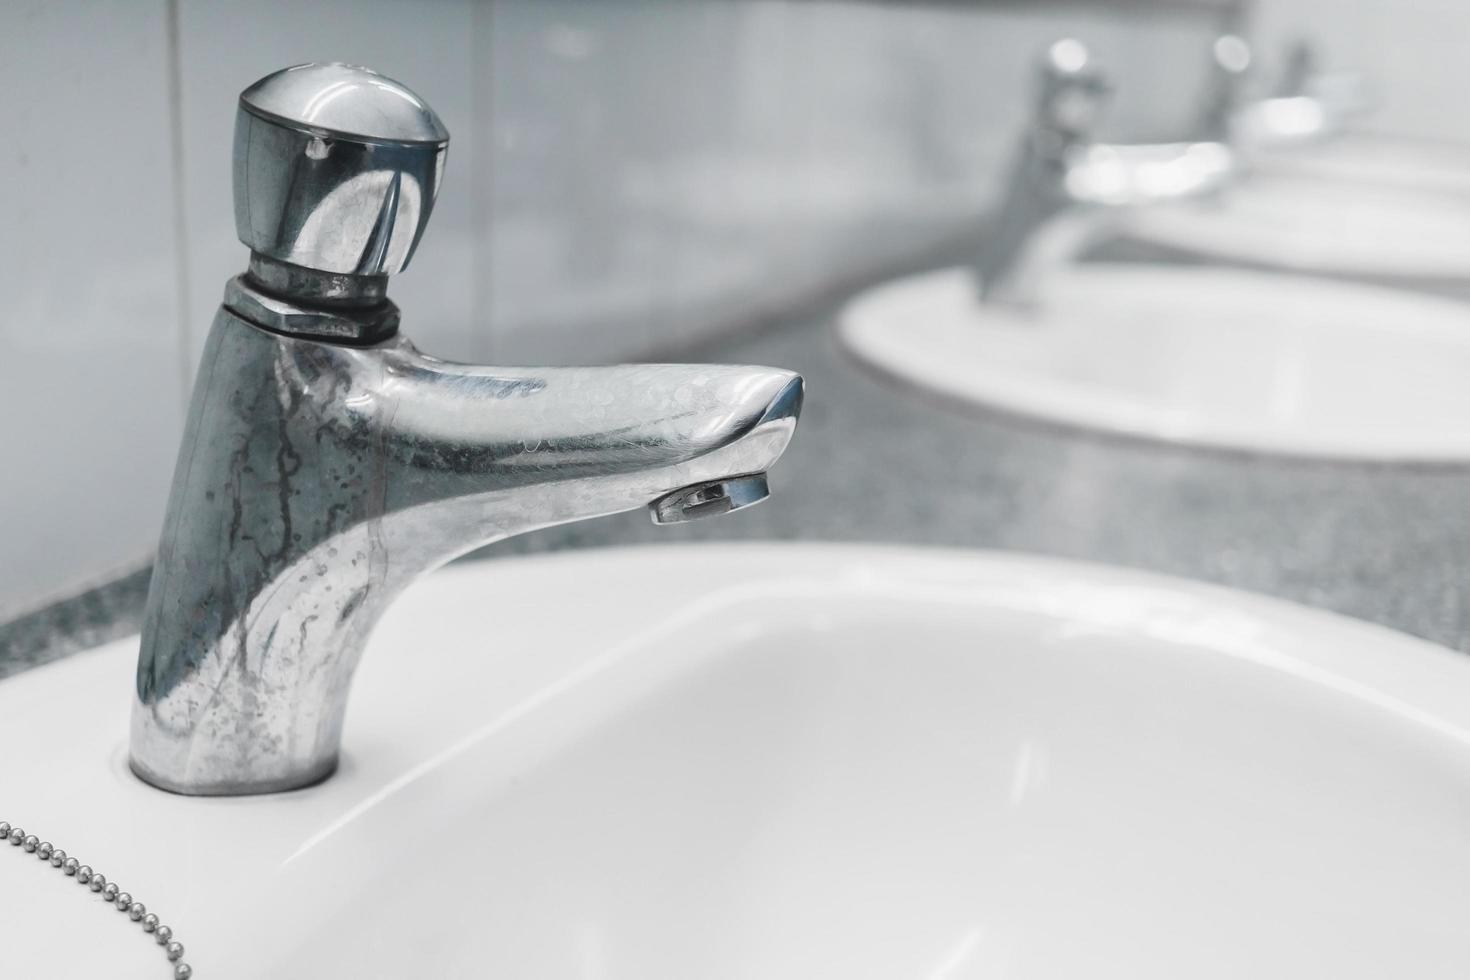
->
{"left": 2, "top": 0, "right": 1468, "bottom": 616}
{"left": 0, "top": 1, "right": 184, "bottom": 617}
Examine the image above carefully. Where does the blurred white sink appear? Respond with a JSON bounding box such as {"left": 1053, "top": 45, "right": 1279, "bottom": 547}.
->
{"left": 1253, "top": 134, "right": 1470, "bottom": 200}
{"left": 1123, "top": 175, "right": 1470, "bottom": 283}
{"left": 839, "top": 265, "right": 1470, "bottom": 460}
{"left": 4, "top": 544, "right": 1470, "bottom": 978}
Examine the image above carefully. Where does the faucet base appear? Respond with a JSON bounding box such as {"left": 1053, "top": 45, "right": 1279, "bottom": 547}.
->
{"left": 128, "top": 753, "right": 340, "bottom": 797}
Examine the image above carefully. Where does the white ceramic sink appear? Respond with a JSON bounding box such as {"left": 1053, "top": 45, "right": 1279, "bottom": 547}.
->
{"left": 1123, "top": 174, "right": 1470, "bottom": 283}
{"left": 1253, "top": 133, "right": 1470, "bottom": 201}
{"left": 839, "top": 265, "right": 1470, "bottom": 460}
{"left": 4, "top": 544, "right": 1470, "bottom": 978}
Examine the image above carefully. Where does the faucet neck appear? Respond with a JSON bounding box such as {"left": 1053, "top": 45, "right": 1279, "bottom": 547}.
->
{"left": 223, "top": 254, "right": 400, "bottom": 345}
{"left": 246, "top": 252, "right": 390, "bottom": 309}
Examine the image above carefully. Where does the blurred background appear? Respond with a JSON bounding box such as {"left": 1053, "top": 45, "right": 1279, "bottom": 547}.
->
{"left": 4, "top": 0, "right": 1469, "bottom": 660}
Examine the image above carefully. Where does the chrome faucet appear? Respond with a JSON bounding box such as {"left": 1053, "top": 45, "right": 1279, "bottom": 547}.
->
{"left": 1204, "top": 33, "right": 1369, "bottom": 151}
{"left": 130, "top": 64, "right": 804, "bottom": 796}
{"left": 975, "top": 39, "right": 1236, "bottom": 308}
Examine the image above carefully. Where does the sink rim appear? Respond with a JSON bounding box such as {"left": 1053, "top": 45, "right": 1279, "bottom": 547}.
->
{"left": 837, "top": 264, "right": 1470, "bottom": 465}
{"left": 1122, "top": 173, "right": 1470, "bottom": 282}
{"left": 1252, "top": 132, "right": 1470, "bottom": 200}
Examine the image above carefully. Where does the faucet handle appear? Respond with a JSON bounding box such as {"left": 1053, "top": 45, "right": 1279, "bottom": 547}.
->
{"left": 1275, "top": 38, "right": 1319, "bottom": 97}
{"left": 1197, "top": 33, "right": 1253, "bottom": 141}
{"left": 1033, "top": 39, "right": 1111, "bottom": 147}
{"left": 234, "top": 63, "right": 450, "bottom": 277}
{"left": 1212, "top": 33, "right": 1253, "bottom": 81}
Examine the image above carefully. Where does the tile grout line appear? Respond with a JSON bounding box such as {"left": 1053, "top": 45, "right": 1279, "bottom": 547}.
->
{"left": 471, "top": 0, "right": 493, "bottom": 363}
{"left": 164, "top": 0, "right": 195, "bottom": 412}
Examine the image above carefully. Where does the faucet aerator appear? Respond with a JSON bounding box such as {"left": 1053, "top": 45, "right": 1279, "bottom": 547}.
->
{"left": 650, "top": 473, "right": 771, "bottom": 525}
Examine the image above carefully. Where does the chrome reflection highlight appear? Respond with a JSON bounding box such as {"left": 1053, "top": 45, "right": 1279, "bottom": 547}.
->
{"left": 234, "top": 64, "right": 448, "bottom": 276}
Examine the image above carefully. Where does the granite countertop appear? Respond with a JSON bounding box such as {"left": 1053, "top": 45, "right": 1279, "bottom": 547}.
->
{"left": 7, "top": 265, "right": 1470, "bottom": 678}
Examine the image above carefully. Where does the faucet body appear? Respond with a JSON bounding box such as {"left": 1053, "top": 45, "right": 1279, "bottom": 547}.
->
{"left": 129, "top": 64, "right": 803, "bottom": 796}
{"left": 132, "top": 301, "right": 799, "bottom": 795}
{"left": 976, "top": 40, "right": 1235, "bottom": 308}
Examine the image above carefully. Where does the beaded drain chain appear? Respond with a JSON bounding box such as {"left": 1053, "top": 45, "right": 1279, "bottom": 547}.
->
{"left": 1, "top": 819, "right": 193, "bottom": 978}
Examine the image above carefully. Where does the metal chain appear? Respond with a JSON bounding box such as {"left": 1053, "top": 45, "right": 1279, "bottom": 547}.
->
{"left": 1, "top": 819, "right": 193, "bottom": 978}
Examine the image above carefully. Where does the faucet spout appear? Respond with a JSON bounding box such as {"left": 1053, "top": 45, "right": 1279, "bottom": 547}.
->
{"left": 130, "top": 307, "right": 803, "bottom": 795}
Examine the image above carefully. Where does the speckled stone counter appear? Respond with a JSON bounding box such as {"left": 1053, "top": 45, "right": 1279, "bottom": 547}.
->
{"left": 0, "top": 569, "right": 151, "bottom": 680}
{"left": 7, "top": 276, "right": 1470, "bottom": 678}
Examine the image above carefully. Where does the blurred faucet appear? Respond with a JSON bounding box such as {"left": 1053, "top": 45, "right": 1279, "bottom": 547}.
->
{"left": 130, "top": 64, "right": 805, "bottom": 796}
{"left": 975, "top": 39, "right": 1236, "bottom": 308}
{"left": 1202, "top": 32, "right": 1371, "bottom": 151}
{"left": 1196, "top": 33, "right": 1255, "bottom": 142}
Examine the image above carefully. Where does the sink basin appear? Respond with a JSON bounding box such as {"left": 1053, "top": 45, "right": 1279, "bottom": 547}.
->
{"left": 1122, "top": 175, "right": 1470, "bottom": 283}
{"left": 4, "top": 544, "right": 1470, "bottom": 978}
{"left": 838, "top": 265, "right": 1470, "bottom": 460}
